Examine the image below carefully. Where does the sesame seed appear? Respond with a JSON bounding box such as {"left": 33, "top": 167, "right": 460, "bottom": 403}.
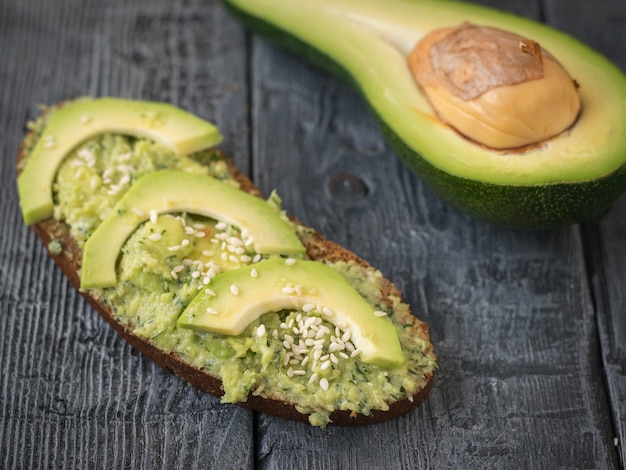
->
{"left": 322, "top": 307, "right": 334, "bottom": 318}
{"left": 202, "top": 250, "right": 213, "bottom": 257}
{"left": 149, "top": 210, "right": 158, "bottom": 224}
{"left": 205, "top": 288, "right": 216, "bottom": 296}
{"left": 320, "top": 378, "right": 329, "bottom": 391}
{"left": 206, "top": 307, "right": 218, "bottom": 315}
{"left": 283, "top": 340, "right": 292, "bottom": 350}
{"left": 282, "top": 286, "right": 295, "bottom": 295}
{"left": 374, "top": 310, "right": 387, "bottom": 317}
{"left": 148, "top": 233, "right": 162, "bottom": 242}
{"left": 330, "top": 353, "right": 339, "bottom": 364}
{"left": 215, "top": 222, "right": 227, "bottom": 230}
{"left": 229, "top": 255, "right": 239, "bottom": 264}
{"left": 339, "top": 352, "right": 349, "bottom": 360}
{"left": 253, "top": 254, "right": 262, "bottom": 263}
{"left": 168, "top": 245, "right": 181, "bottom": 252}
{"left": 249, "top": 268, "right": 258, "bottom": 278}
{"left": 194, "top": 232, "right": 206, "bottom": 238}
{"left": 230, "top": 284, "right": 239, "bottom": 296}
{"left": 309, "top": 373, "right": 318, "bottom": 384}
{"left": 285, "top": 258, "right": 296, "bottom": 266}
{"left": 350, "top": 349, "right": 361, "bottom": 358}
{"left": 302, "top": 303, "right": 315, "bottom": 313}
{"left": 320, "top": 360, "right": 331, "bottom": 370}
{"left": 181, "top": 239, "right": 190, "bottom": 247}
{"left": 256, "top": 324, "right": 266, "bottom": 337}
{"left": 170, "top": 271, "right": 178, "bottom": 280}
{"left": 191, "top": 271, "right": 201, "bottom": 279}
{"left": 173, "top": 265, "right": 185, "bottom": 273}
{"left": 132, "top": 208, "right": 145, "bottom": 217}
{"left": 202, "top": 276, "right": 211, "bottom": 285}
{"left": 293, "top": 370, "right": 306, "bottom": 376}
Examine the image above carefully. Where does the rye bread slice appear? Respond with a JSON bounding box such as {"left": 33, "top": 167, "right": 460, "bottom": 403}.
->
{"left": 16, "top": 102, "right": 436, "bottom": 426}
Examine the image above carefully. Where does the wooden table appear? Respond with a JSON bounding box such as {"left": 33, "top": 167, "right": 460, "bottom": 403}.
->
{"left": 1, "top": 0, "right": 625, "bottom": 468}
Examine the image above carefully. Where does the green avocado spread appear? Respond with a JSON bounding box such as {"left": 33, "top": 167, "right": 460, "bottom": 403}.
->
{"left": 26, "top": 110, "right": 436, "bottom": 427}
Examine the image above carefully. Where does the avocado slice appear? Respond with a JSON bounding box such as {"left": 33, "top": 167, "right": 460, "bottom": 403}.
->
{"left": 80, "top": 171, "right": 305, "bottom": 289}
{"left": 18, "top": 97, "right": 223, "bottom": 225}
{"left": 177, "top": 258, "right": 404, "bottom": 368}
{"left": 224, "top": 0, "right": 626, "bottom": 229}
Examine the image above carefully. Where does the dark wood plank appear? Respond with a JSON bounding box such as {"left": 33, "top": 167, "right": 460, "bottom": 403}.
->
{"left": 0, "top": 1, "right": 254, "bottom": 468}
{"left": 249, "top": 0, "right": 621, "bottom": 468}
{"left": 545, "top": 0, "right": 626, "bottom": 465}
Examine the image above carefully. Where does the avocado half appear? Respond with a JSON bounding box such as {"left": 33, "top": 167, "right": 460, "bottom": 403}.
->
{"left": 224, "top": 0, "right": 626, "bottom": 229}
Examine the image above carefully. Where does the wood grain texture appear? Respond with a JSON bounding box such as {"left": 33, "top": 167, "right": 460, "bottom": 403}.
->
{"left": 545, "top": 1, "right": 626, "bottom": 466}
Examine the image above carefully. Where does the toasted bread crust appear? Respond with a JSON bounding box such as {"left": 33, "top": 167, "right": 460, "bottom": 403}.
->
{"left": 17, "top": 104, "right": 435, "bottom": 426}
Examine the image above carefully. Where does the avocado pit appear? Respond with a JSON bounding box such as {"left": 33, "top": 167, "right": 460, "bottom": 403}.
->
{"left": 409, "top": 23, "right": 581, "bottom": 149}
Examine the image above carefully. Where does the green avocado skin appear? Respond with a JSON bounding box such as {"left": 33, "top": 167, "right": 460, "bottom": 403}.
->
{"left": 224, "top": 1, "right": 626, "bottom": 229}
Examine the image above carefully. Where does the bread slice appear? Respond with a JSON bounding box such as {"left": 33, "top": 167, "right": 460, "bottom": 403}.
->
{"left": 16, "top": 99, "right": 436, "bottom": 427}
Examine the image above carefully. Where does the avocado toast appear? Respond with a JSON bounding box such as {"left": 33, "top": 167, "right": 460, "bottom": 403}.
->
{"left": 16, "top": 97, "right": 436, "bottom": 427}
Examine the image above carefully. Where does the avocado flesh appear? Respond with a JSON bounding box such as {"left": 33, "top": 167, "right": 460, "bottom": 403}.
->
{"left": 80, "top": 171, "right": 305, "bottom": 289}
{"left": 225, "top": 0, "right": 626, "bottom": 228}
{"left": 178, "top": 258, "right": 405, "bottom": 368}
{"left": 17, "top": 97, "right": 223, "bottom": 225}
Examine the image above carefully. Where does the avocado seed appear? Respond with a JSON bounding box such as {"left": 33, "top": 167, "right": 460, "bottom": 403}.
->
{"left": 409, "top": 23, "right": 581, "bottom": 149}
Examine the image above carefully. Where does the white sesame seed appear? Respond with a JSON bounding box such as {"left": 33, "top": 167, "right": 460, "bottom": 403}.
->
{"left": 170, "top": 271, "right": 178, "bottom": 280}
{"left": 408, "top": 395, "right": 414, "bottom": 403}
{"left": 173, "top": 265, "right": 185, "bottom": 273}
{"left": 330, "top": 353, "right": 339, "bottom": 364}
{"left": 319, "top": 378, "right": 329, "bottom": 391}
{"left": 282, "top": 286, "right": 295, "bottom": 295}
{"left": 202, "top": 250, "right": 213, "bottom": 257}
{"left": 202, "top": 276, "right": 211, "bottom": 285}
{"left": 287, "top": 367, "right": 294, "bottom": 378}
{"left": 215, "top": 222, "right": 227, "bottom": 230}
{"left": 342, "top": 331, "right": 351, "bottom": 343}
{"left": 256, "top": 324, "right": 266, "bottom": 337}
{"left": 339, "top": 352, "right": 349, "bottom": 360}
{"left": 118, "top": 174, "right": 131, "bottom": 186}
{"left": 191, "top": 271, "right": 201, "bottom": 279}
{"left": 168, "top": 245, "right": 181, "bottom": 252}
{"left": 229, "top": 255, "right": 239, "bottom": 264}
{"left": 205, "top": 288, "right": 216, "bottom": 296}
{"left": 285, "top": 258, "right": 296, "bottom": 266}
{"left": 206, "top": 307, "right": 218, "bottom": 315}
{"left": 300, "top": 356, "right": 310, "bottom": 367}
{"left": 149, "top": 210, "right": 158, "bottom": 224}
{"left": 132, "top": 207, "right": 145, "bottom": 217}
{"left": 283, "top": 340, "right": 292, "bottom": 350}
{"left": 293, "top": 370, "right": 306, "bottom": 376}
{"left": 350, "top": 349, "right": 361, "bottom": 358}
{"left": 181, "top": 239, "right": 190, "bottom": 247}
{"left": 302, "top": 303, "right": 315, "bottom": 313}
{"left": 103, "top": 168, "right": 114, "bottom": 179}
{"left": 374, "top": 310, "right": 387, "bottom": 317}
{"left": 148, "top": 233, "right": 162, "bottom": 241}
{"left": 320, "top": 360, "right": 331, "bottom": 370}
{"left": 322, "top": 307, "right": 334, "bottom": 318}
{"left": 309, "top": 372, "right": 318, "bottom": 384}
{"left": 194, "top": 231, "right": 206, "bottom": 238}
{"left": 240, "top": 255, "right": 252, "bottom": 263}
{"left": 230, "top": 284, "right": 239, "bottom": 296}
